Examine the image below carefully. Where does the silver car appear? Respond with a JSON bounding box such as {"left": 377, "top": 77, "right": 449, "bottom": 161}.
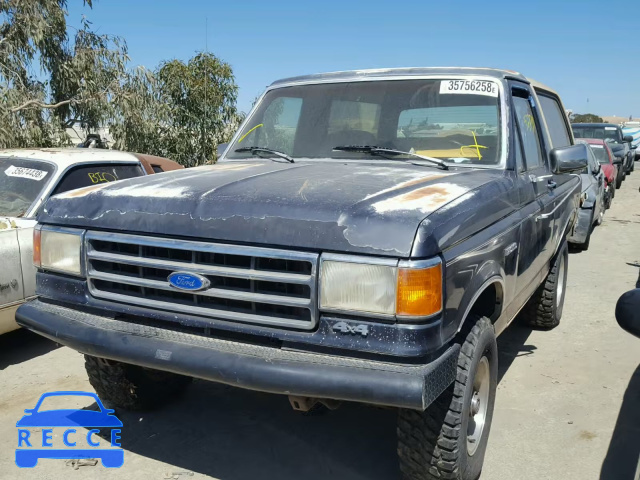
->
{"left": 567, "top": 140, "right": 607, "bottom": 251}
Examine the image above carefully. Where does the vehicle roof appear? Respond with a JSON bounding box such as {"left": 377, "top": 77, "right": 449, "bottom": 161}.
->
{"left": 270, "top": 67, "right": 528, "bottom": 86}
{"left": 571, "top": 123, "right": 620, "bottom": 128}
{"left": 0, "top": 148, "right": 141, "bottom": 169}
{"left": 528, "top": 78, "right": 561, "bottom": 97}
{"left": 135, "top": 153, "right": 184, "bottom": 173}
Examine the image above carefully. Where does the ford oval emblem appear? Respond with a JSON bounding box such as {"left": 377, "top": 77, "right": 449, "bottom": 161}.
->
{"left": 167, "top": 272, "right": 210, "bottom": 292}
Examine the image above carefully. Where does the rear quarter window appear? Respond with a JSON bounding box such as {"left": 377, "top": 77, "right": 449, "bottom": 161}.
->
{"left": 51, "top": 164, "right": 145, "bottom": 196}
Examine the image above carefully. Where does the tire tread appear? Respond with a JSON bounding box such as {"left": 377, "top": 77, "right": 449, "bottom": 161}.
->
{"left": 84, "top": 355, "right": 191, "bottom": 411}
{"left": 397, "top": 317, "right": 493, "bottom": 480}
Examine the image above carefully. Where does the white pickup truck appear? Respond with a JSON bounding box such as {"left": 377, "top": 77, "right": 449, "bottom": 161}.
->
{"left": 0, "top": 148, "right": 182, "bottom": 334}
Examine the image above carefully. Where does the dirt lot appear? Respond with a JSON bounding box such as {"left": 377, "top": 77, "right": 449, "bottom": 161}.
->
{"left": 1, "top": 171, "right": 639, "bottom": 480}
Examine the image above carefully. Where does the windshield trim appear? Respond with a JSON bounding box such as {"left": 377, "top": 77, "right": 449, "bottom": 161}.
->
{"left": 222, "top": 74, "right": 508, "bottom": 169}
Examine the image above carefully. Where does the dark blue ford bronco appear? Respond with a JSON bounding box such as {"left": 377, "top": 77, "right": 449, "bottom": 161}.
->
{"left": 18, "top": 68, "right": 587, "bottom": 480}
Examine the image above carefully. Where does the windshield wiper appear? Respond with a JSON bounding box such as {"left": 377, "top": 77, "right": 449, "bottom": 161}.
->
{"left": 235, "top": 146, "right": 295, "bottom": 163}
{"left": 333, "top": 145, "right": 448, "bottom": 170}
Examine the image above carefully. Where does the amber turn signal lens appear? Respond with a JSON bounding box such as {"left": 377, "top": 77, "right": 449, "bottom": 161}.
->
{"left": 396, "top": 263, "right": 442, "bottom": 317}
{"left": 33, "top": 227, "right": 41, "bottom": 268}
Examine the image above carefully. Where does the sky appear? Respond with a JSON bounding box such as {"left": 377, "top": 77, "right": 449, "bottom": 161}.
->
{"left": 67, "top": 0, "right": 639, "bottom": 118}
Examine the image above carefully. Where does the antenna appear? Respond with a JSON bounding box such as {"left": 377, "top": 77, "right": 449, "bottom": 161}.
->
{"left": 203, "top": 17, "right": 208, "bottom": 164}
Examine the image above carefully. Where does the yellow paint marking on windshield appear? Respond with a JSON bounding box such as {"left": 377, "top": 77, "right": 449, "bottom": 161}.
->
{"left": 459, "top": 131, "right": 487, "bottom": 160}
{"left": 524, "top": 114, "right": 535, "bottom": 132}
{"left": 238, "top": 124, "right": 264, "bottom": 143}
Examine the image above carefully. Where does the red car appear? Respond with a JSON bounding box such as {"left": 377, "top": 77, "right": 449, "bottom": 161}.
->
{"left": 582, "top": 138, "right": 617, "bottom": 208}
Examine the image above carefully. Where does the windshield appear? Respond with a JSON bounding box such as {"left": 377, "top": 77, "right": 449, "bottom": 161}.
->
{"left": 0, "top": 159, "right": 55, "bottom": 217}
{"left": 589, "top": 144, "right": 610, "bottom": 164}
{"left": 227, "top": 78, "right": 502, "bottom": 166}
{"left": 573, "top": 126, "right": 621, "bottom": 143}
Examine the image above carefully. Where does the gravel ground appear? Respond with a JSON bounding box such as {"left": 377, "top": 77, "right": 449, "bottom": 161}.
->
{"left": 1, "top": 170, "right": 639, "bottom": 480}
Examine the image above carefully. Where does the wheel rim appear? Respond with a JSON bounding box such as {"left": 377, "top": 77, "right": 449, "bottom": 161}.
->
{"left": 556, "top": 253, "right": 566, "bottom": 309}
{"left": 467, "top": 356, "right": 490, "bottom": 456}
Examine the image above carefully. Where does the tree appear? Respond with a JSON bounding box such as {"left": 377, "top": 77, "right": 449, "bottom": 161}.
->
{"left": 0, "top": 1, "right": 244, "bottom": 165}
{"left": 570, "top": 113, "right": 603, "bottom": 124}
{"left": 111, "top": 53, "right": 244, "bottom": 167}
{"left": 0, "top": 0, "right": 130, "bottom": 147}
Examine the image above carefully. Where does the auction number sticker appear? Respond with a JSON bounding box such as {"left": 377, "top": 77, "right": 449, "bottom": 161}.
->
{"left": 440, "top": 79, "right": 499, "bottom": 97}
{"left": 4, "top": 165, "right": 48, "bottom": 181}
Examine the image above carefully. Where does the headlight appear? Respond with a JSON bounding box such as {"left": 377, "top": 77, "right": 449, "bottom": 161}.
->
{"left": 33, "top": 227, "right": 83, "bottom": 276}
{"left": 319, "top": 255, "right": 442, "bottom": 319}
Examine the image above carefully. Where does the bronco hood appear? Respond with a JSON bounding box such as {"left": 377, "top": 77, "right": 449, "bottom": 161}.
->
{"left": 40, "top": 161, "right": 502, "bottom": 257}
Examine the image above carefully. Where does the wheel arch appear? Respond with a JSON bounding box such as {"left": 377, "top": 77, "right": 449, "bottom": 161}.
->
{"left": 455, "top": 275, "right": 505, "bottom": 336}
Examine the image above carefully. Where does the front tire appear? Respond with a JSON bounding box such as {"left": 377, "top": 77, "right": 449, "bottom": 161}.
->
{"left": 522, "top": 241, "right": 568, "bottom": 329}
{"left": 84, "top": 355, "right": 192, "bottom": 411}
{"left": 397, "top": 316, "right": 498, "bottom": 480}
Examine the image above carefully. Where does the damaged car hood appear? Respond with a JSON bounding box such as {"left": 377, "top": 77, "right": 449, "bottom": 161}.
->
{"left": 39, "top": 161, "right": 503, "bottom": 257}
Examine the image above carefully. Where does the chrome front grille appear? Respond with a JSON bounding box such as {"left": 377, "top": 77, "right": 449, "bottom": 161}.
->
{"left": 85, "top": 231, "right": 319, "bottom": 330}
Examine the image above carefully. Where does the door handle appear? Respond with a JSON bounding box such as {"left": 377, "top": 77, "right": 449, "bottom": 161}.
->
{"left": 547, "top": 180, "right": 557, "bottom": 190}
{"left": 530, "top": 174, "right": 553, "bottom": 183}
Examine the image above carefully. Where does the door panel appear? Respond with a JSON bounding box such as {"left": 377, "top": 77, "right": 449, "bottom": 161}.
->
{"left": 16, "top": 219, "right": 37, "bottom": 298}
{"left": 512, "top": 91, "right": 555, "bottom": 299}
{"left": 0, "top": 227, "right": 25, "bottom": 307}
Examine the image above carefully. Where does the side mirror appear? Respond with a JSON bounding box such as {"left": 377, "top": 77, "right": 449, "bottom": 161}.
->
{"left": 616, "top": 289, "right": 640, "bottom": 338}
{"left": 550, "top": 144, "right": 588, "bottom": 174}
{"left": 592, "top": 163, "right": 601, "bottom": 175}
{"left": 216, "top": 143, "right": 229, "bottom": 157}
{"left": 613, "top": 156, "right": 623, "bottom": 165}
{"left": 623, "top": 135, "right": 634, "bottom": 143}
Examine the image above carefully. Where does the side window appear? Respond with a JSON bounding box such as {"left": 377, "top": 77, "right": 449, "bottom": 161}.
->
{"left": 512, "top": 94, "right": 544, "bottom": 170}
{"left": 538, "top": 95, "right": 571, "bottom": 148}
{"left": 587, "top": 147, "right": 598, "bottom": 173}
{"left": 238, "top": 97, "right": 302, "bottom": 155}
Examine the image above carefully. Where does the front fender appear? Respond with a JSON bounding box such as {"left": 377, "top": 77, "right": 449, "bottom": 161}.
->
{"left": 443, "top": 258, "right": 506, "bottom": 342}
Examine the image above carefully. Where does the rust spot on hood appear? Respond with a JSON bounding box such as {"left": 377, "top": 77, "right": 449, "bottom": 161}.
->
{"left": 54, "top": 183, "right": 110, "bottom": 198}
{"left": 363, "top": 173, "right": 451, "bottom": 201}
{"left": 373, "top": 182, "right": 468, "bottom": 214}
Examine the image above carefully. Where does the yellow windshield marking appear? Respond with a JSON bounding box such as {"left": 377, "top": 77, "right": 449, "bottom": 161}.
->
{"left": 459, "top": 131, "right": 487, "bottom": 160}
{"left": 238, "top": 124, "right": 264, "bottom": 143}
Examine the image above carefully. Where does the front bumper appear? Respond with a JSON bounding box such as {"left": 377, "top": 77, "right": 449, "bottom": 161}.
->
{"left": 16, "top": 299, "right": 459, "bottom": 411}
{"left": 567, "top": 207, "right": 593, "bottom": 245}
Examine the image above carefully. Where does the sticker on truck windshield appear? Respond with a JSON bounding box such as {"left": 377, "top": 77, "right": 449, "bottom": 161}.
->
{"left": 440, "top": 79, "right": 498, "bottom": 97}
{"left": 4, "top": 165, "right": 48, "bottom": 181}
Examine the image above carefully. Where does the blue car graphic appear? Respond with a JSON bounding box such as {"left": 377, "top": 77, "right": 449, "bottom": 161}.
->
{"left": 16, "top": 391, "right": 123, "bottom": 468}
